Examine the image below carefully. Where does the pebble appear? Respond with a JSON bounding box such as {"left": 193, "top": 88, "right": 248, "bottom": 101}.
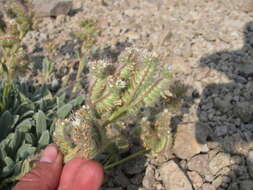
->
{"left": 187, "top": 171, "right": 203, "bottom": 190}
{"left": 187, "top": 154, "right": 214, "bottom": 181}
{"left": 246, "top": 150, "right": 253, "bottom": 178}
{"left": 31, "top": 0, "right": 72, "bottom": 17}
{"left": 208, "top": 152, "right": 233, "bottom": 175}
{"left": 173, "top": 124, "right": 205, "bottom": 159}
{"left": 159, "top": 160, "right": 193, "bottom": 190}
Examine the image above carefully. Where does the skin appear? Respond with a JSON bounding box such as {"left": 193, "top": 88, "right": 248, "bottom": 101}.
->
{"left": 13, "top": 145, "right": 104, "bottom": 190}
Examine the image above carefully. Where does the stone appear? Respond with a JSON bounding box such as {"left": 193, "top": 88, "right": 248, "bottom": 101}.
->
{"left": 187, "top": 154, "right": 213, "bottom": 181}
{"left": 127, "top": 184, "right": 138, "bottom": 190}
{"left": 130, "top": 173, "right": 143, "bottom": 185}
{"left": 247, "top": 150, "right": 253, "bottom": 178}
{"left": 234, "top": 102, "right": 253, "bottom": 123}
{"left": 166, "top": 56, "right": 191, "bottom": 75}
{"left": 32, "top": 0, "right": 72, "bottom": 17}
{"left": 113, "top": 169, "right": 130, "bottom": 188}
{"left": 235, "top": 0, "right": 253, "bottom": 12}
{"left": 159, "top": 160, "right": 193, "bottom": 190}
{"left": 212, "top": 175, "right": 224, "bottom": 189}
{"left": 202, "top": 183, "right": 215, "bottom": 190}
{"left": 239, "top": 64, "right": 253, "bottom": 77}
{"left": 208, "top": 152, "right": 232, "bottom": 175}
{"left": 173, "top": 124, "right": 205, "bottom": 159}
{"left": 187, "top": 171, "right": 203, "bottom": 190}
{"left": 239, "top": 180, "right": 253, "bottom": 190}
{"left": 142, "top": 165, "right": 156, "bottom": 189}
{"left": 72, "top": 0, "right": 83, "bottom": 10}
{"left": 122, "top": 156, "right": 146, "bottom": 175}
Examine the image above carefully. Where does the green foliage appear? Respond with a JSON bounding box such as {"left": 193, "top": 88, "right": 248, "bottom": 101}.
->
{"left": 140, "top": 109, "right": 173, "bottom": 154}
{"left": 0, "top": 1, "right": 32, "bottom": 78}
{"left": 72, "top": 19, "right": 99, "bottom": 51}
{"left": 54, "top": 48, "right": 174, "bottom": 163}
{"left": 42, "top": 58, "right": 55, "bottom": 83}
{"left": 0, "top": 80, "right": 85, "bottom": 189}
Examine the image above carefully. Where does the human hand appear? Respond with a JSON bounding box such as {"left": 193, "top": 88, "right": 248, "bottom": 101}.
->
{"left": 13, "top": 145, "right": 104, "bottom": 190}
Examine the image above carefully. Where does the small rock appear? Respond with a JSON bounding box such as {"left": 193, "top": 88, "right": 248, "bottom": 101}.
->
{"left": 235, "top": 0, "right": 253, "bottom": 12}
{"left": 114, "top": 169, "right": 130, "bottom": 188}
{"left": 130, "top": 173, "right": 143, "bottom": 185}
{"left": 187, "top": 154, "right": 213, "bottom": 180}
{"left": 32, "top": 0, "right": 72, "bottom": 17}
{"left": 227, "top": 182, "right": 239, "bottom": 190}
{"left": 122, "top": 156, "right": 146, "bottom": 175}
{"left": 127, "top": 184, "right": 138, "bottom": 190}
{"left": 72, "top": 0, "right": 83, "bottom": 10}
{"left": 208, "top": 152, "right": 233, "bottom": 175}
{"left": 239, "top": 64, "right": 253, "bottom": 77}
{"left": 173, "top": 124, "right": 205, "bottom": 159}
{"left": 142, "top": 165, "right": 156, "bottom": 189}
{"left": 159, "top": 160, "right": 193, "bottom": 190}
{"left": 239, "top": 180, "right": 253, "bottom": 190}
{"left": 166, "top": 56, "right": 191, "bottom": 75}
{"left": 202, "top": 183, "right": 215, "bottom": 190}
{"left": 212, "top": 175, "right": 224, "bottom": 189}
{"left": 234, "top": 102, "right": 253, "bottom": 123}
{"left": 187, "top": 171, "right": 203, "bottom": 190}
{"left": 246, "top": 150, "right": 253, "bottom": 178}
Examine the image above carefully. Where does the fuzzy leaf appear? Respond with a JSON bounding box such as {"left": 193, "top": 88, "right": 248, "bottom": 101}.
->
{"left": 19, "top": 110, "right": 34, "bottom": 120}
{"left": 17, "top": 144, "right": 36, "bottom": 160}
{"left": 34, "top": 110, "right": 47, "bottom": 138}
{"left": 0, "top": 111, "right": 14, "bottom": 141}
{"left": 69, "top": 95, "right": 85, "bottom": 107}
{"left": 4, "top": 156, "right": 14, "bottom": 168}
{"left": 0, "top": 144, "right": 7, "bottom": 159}
{"left": 143, "top": 80, "right": 165, "bottom": 105}
{"left": 123, "top": 63, "right": 156, "bottom": 104}
{"left": 25, "top": 133, "right": 35, "bottom": 145}
{"left": 8, "top": 131, "right": 23, "bottom": 155}
{"left": 96, "top": 92, "right": 120, "bottom": 114}
{"left": 57, "top": 93, "right": 66, "bottom": 109}
{"left": 16, "top": 118, "right": 32, "bottom": 132}
{"left": 38, "top": 130, "right": 50, "bottom": 148}
{"left": 90, "top": 78, "right": 106, "bottom": 103}
{"left": 57, "top": 103, "right": 72, "bottom": 119}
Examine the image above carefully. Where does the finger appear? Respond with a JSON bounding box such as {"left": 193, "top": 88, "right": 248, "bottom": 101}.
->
{"left": 13, "top": 145, "right": 63, "bottom": 190}
{"left": 57, "top": 158, "right": 84, "bottom": 189}
{"left": 58, "top": 159, "right": 104, "bottom": 190}
{"left": 72, "top": 160, "right": 104, "bottom": 190}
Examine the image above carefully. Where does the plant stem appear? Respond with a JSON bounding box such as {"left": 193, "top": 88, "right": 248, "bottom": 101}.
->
{"left": 104, "top": 148, "right": 149, "bottom": 170}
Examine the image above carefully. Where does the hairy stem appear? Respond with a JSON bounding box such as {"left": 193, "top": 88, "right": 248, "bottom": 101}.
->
{"left": 104, "top": 148, "right": 148, "bottom": 170}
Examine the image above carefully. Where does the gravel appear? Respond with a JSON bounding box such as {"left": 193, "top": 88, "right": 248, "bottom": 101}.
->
{"left": 14, "top": 0, "right": 253, "bottom": 189}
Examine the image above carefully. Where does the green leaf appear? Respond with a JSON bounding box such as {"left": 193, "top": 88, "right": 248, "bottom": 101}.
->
{"left": 0, "top": 111, "right": 14, "bottom": 141}
{"left": 1, "top": 62, "right": 9, "bottom": 74}
{"left": 8, "top": 131, "right": 23, "bottom": 155}
{"left": 19, "top": 110, "right": 34, "bottom": 120}
{"left": 0, "top": 144, "right": 7, "bottom": 159}
{"left": 42, "top": 58, "right": 55, "bottom": 82}
{"left": 4, "top": 157, "right": 14, "bottom": 168}
{"left": 1, "top": 166, "right": 13, "bottom": 177}
{"left": 69, "top": 95, "right": 85, "bottom": 107}
{"left": 38, "top": 130, "right": 50, "bottom": 148}
{"left": 34, "top": 110, "right": 47, "bottom": 138}
{"left": 57, "top": 93, "right": 66, "bottom": 109}
{"left": 16, "top": 118, "right": 32, "bottom": 132}
{"left": 57, "top": 103, "right": 72, "bottom": 119}
{"left": 17, "top": 144, "right": 36, "bottom": 160}
{"left": 24, "top": 133, "right": 35, "bottom": 145}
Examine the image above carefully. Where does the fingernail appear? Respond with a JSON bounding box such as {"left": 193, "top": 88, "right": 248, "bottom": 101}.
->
{"left": 40, "top": 144, "right": 58, "bottom": 163}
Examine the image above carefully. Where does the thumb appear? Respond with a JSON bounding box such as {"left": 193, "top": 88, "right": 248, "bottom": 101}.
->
{"left": 13, "top": 145, "right": 63, "bottom": 190}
